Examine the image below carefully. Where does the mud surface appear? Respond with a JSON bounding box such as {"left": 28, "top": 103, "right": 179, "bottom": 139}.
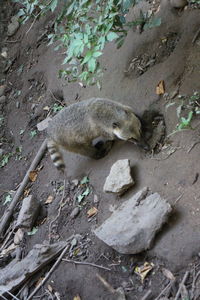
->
{"left": 0, "top": 0, "right": 200, "bottom": 299}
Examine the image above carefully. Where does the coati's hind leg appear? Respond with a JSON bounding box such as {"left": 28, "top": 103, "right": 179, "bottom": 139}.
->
{"left": 91, "top": 137, "right": 114, "bottom": 159}
{"left": 47, "top": 139, "right": 65, "bottom": 171}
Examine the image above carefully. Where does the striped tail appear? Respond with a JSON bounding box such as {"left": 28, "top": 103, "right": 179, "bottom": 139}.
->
{"left": 47, "top": 139, "right": 65, "bottom": 171}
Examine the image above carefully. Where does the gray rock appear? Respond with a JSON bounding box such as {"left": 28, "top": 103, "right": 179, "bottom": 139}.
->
{"left": 94, "top": 188, "right": 172, "bottom": 254}
{"left": 37, "top": 117, "right": 52, "bottom": 131}
{"left": 0, "top": 96, "right": 6, "bottom": 104}
{"left": 0, "top": 149, "right": 4, "bottom": 157}
{"left": 16, "top": 195, "right": 40, "bottom": 230}
{"left": 0, "top": 85, "right": 6, "bottom": 97}
{"left": 103, "top": 159, "right": 134, "bottom": 195}
{"left": 70, "top": 207, "right": 80, "bottom": 218}
{"left": 7, "top": 17, "right": 19, "bottom": 37}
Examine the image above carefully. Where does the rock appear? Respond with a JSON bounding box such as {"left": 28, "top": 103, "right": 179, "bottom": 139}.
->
{"left": 7, "top": 16, "right": 20, "bottom": 37}
{"left": 0, "top": 241, "right": 68, "bottom": 296}
{"left": 103, "top": 159, "right": 134, "bottom": 195}
{"left": 16, "top": 195, "right": 40, "bottom": 230}
{"left": 94, "top": 188, "right": 172, "bottom": 254}
{"left": 36, "top": 117, "right": 52, "bottom": 131}
{"left": 16, "top": 101, "right": 20, "bottom": 109}
{"left": 0, "top": 149, "right": 4, "bottom": 157}
{"left": 0, "top": 96, "right": 6, "bottom": 104}
{"left": 0, "top": 85, "right": 6, "bottom": 97}
{"left": 70, "top": 207, "right": 80, "bottom": 218}
{"left": 170, "top": 0, "right": 187, "bottom": 8}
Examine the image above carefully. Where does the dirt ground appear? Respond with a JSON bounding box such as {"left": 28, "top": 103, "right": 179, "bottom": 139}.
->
{"left": 0, "top": 0, "right": 200, "bottom": 299}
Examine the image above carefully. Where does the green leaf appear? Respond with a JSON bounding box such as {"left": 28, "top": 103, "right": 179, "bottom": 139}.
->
{"left": 92, "top": 51, "right": 102, "bottom": 58}
{"left": 82, "top": 187, "right": 90, "bottom": 196}
{"left": 27, "top": 227, "right": 38, "bottom": 236}
{"left": 4, "top": 194, "right": 12, "bottom": 205}
{"left": 77, "top": 194, "right": 85, "bottom": 203}
{"left": 143, "top": 17, "right": 161, "bottom": 30}
{"left": 49, "top": 0, "right": 58, "bottom": 12}
{"left": 80, "top": 176, "right": 89, "bottom": 184}
{"left": 106, "top": 31, "right": 119, "bottom": 42}
{"left": 30, "top": 130, "right": 37, "bottom": 138}
{"left": 88, "top": 58, "right": 96, "bottom": 73}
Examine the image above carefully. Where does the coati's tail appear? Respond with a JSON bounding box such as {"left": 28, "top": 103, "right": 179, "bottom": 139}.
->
{"left": 47, "top": 139, "right": 65, "bottom": 171}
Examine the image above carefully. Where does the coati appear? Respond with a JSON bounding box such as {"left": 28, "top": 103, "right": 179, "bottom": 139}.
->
{"left": 47, "top": 98, "right": 149, "bottom": 171}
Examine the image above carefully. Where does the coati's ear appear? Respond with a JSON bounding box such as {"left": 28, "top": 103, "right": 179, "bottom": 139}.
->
{"left": 113, "top": 122, "right": 120, "bottom": 128}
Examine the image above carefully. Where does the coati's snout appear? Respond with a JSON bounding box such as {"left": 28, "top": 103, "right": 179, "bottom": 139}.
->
{"left": 112, "top": 111, "right": 149, "bottom": 151}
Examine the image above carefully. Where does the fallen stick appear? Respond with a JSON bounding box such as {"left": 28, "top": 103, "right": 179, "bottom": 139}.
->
{"left": 141, "top": 289, "right": 152, "bottom": 300}
{"left": 96, "top": 273, "right": 115, "bottom": 294}
{"left": 26, "top": 238, "right": 73, "bottom": 300}
{"left": 0, "top": 139, "right": 47, "bottom": 237}
{"left": 62, "top": 258, "right": 111, "bottom": 271}
{"left": 174, "top": 271, "right": 190, "bottom": 300}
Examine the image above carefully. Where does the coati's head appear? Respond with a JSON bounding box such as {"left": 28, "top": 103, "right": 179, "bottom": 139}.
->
{"left": 112, "top": 109, "right": 149, "bottom": 151}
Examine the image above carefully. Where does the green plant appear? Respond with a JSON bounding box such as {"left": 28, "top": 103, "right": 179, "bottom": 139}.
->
{"left": 30, "top": 130, "right": 37, "bottom": 138}
{"left": 0, "top": 153, "right": 12, "bottom": 168}
{"left": 14, "top": 0, "right": 160, "bottom": 87}
{"left": 52, "top": 103, "right": 64, "bottom": 113}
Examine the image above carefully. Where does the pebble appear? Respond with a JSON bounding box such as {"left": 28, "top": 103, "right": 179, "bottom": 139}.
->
{"left": 7, "top": 16, "right": 20, "bottom": 37}
{"left": 70, "top": 207, "right": 80, "bottom": 218}
{"left": 0, "top": 85, "right": 6, "bottom": 97}
{"left": 16, "top": 101, "right": 20, "bottom": 108}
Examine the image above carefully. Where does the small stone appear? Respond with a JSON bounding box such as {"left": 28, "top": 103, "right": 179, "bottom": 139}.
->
{"left": 14, "top": 229, "right": 24, "bottom": 245}
{"left": 16, "top": 195, "right": 40, "bottom": 230}
{"left": 7, "top": 17, "right": 20, "bottom": 37}
{"left": 70, "top": 207, "right": 80, "bottom": 218}
{"left": 103, "top": 159, "right": 134, "bottom": 195}
{"left": 94, "top": 188, "right": 172, "bottom": 254}
{"left": 36, "top": 117, "right": 52, "bottom": 131}
{"left": 0, "top": 95, "right": 6, "bottom": 104}
{"left": 0, "top": 149, "right": 4, "bottom": 157}
{"left": 170, "top": 0, "right": 187, "bottom": 8}
{"left": 0, "top": 85, "right": 6, "bottom": 97}
{"left": 93, "top": 194, "right": 99, "bottom": 204}
{"left": 16, "top": 101, "right": 20, "bottom": 108}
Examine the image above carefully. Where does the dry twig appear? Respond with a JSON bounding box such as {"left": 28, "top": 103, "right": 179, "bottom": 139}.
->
{"left": 0, "top": 139, "right": 47, "bottom": 237}
{"left": 174, "top": 271, "right": 190, "bottom": 300}
{"left": 96, "top": 273, "right": 115, "bottom": 294}
{"left": 26, "top": 237, "right": 73, "bottom": 300}
{"left": 141, "top": 289, "right": 152, "bottom": 300}
{"left": 62, "top": 258, "right": 111, "bottom": 271}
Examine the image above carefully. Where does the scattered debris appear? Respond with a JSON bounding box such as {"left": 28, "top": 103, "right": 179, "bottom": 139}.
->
{"left": 148, "top": 119, "right": 166, "bottom": 151}
{"left": 0, "top": 241, "right": 68, "bottom": 296}
{"left": 103, "top": 159, "right": 134, "bottom": 195}
{"left": 7, "top": 16, "right": 20, "bottom": 37}
{"left": 37, "top": 117, "right": 52, "bottom": 131}
{"left": 135, "top": 262, "right": 154, "bottom": 283}
{"left": 16, "top": 195, "right": 40, "bottom": 230}
{"left": 28, "top": 170, "right": 38, "bottom": 182}
{"left": 96, "top": 274, "right": 126, "bottom": 299}
{"left": 0, "top": 139, "right": 47, "bottom": 236}
{"left": 94, "top": 188, "right": 172, "bottom": 254}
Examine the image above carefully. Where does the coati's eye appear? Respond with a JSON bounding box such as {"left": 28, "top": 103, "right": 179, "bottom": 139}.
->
{"left": 113, "top": 122, "right": 120, "bottom": 128}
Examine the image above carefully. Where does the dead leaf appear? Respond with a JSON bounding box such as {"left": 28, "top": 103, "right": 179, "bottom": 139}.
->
{"left": 74, "top": 295, "right": 81, "bottom": 300}
{"left": 135, "top": 262, "right": 154, "bottom": 283}
{"left": 162, "top": 267, "right": 175, "bottom": 281}
{"left": 29, "top": 170, "right": 38, "bottom": 182}
{"left": 0, "top": 243, "right": 16, "bottom": 257}
{"left": 47, "top": 284, "right": 53, "bottom": 293}
{"left": 43, "top": 106, "right": 50, "bottom": 111}
{"left": 156, "top": 80, "right": 165, "bottom": 95}
{"left": 24, "top": 188, "right": 31, "bottom": 197}
{"left": 35, "top": 277, "right": 44, "bottom": 287}
{"left": 45, "top": 195, "right": 54, "bottom": 204}
{"left": 87, "top": 207, "right": 98, "bottom": 218}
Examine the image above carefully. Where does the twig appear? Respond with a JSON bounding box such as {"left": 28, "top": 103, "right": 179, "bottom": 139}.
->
{"left": 173, "top": 193, "right": 184, "bottom": 206}
{"left": 141, "top": 289, "right": 152, "bottom": 300}
{"left": 154, "top": 282, "right": 172, "bottom": 300}
{"left": 62, "top": 258, "right": 111, "bottom": 271}
{"left": 174, "top": 271, "right": 190, "bottom": 300}
{"left": 191, "top": 269, "right": 200, "bottom": 297}
{"left": 48, "top": 90, "right": 65, "bottom": 106}
{"left": 48, "top": 179, "right": 66, "bottom": 240}
{"left": 96, "top": 274, "right": 115, "bottom": 294}
{"left": 0, "top": 224, "right": 15, "bottom": 251}
{"left": 187, "top": 141, "right": 200, "bottom": 153}
{"left": 192, "top": 27, "right": 200, "bottom": 44}
{"left": 26, "top": 238, "right": 73, "bottom": 300}
{"left": 0, "top": 139, "right": 47, "bottom": 237}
